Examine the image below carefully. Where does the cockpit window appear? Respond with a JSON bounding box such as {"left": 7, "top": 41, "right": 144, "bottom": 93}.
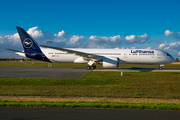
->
{"left": 167, "top": 54, "right": 171, "bottom": 56}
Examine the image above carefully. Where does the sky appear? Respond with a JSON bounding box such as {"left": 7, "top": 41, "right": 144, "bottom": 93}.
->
{"left": 0, "top": 0, "right": 180, "bottom": 58}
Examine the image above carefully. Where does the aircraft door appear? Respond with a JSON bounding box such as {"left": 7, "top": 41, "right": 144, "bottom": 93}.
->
{"left": 157, "top": 52, "right": 161, "bottom": 59}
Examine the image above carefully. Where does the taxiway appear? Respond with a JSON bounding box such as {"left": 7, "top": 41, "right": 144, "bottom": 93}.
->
{"left": 0, "top": 67, "right": 180, "bottom": 79}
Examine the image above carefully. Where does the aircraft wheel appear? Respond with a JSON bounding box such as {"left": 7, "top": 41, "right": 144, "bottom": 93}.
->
{"left": 93, "top": 65, "right": 96, "bottom": 69}
{"left": 86, "top": 66, "right": 90, "bottom": 70}
{"left": 159, "top": 67, "right": 162, "bottom": 70}
{"left": 90, "top": 66, "right": 95, "bottom": 70}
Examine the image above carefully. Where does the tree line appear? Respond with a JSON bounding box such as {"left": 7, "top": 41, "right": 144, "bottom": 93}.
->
{"left": 0, "top": 58, "right": 37, "bottom": 61}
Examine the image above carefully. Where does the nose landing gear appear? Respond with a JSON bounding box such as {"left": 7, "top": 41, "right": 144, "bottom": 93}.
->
{"left": 159, "top": 64, "right": 164, "bottom": 70}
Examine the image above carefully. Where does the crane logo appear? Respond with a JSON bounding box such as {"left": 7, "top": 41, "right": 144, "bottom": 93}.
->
{"left": 23, "top": 38, "right": 33, "bottom": 48}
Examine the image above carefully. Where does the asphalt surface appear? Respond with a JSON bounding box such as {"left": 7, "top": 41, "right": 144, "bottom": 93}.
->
{"left": 1, "top": 67, "right": 180, "bottom": 79}
{"left": 0, "top": 67, "right": 89, "bottom": 78}
{"left": 1, "top": 107, "right": 180, "bottom": 120}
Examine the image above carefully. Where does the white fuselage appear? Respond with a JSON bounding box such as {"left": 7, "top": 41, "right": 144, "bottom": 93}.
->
{"left": 39, "top": 48, "right": 175, "bottom": 64}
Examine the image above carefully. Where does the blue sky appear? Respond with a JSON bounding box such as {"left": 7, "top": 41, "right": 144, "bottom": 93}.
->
{"left": 0, "top": 0, "right": 180, "bottom": 58}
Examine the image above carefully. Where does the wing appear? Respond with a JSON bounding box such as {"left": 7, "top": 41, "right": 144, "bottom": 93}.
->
{"left": 39, "top": 45, "right": 102, "bottom": 61}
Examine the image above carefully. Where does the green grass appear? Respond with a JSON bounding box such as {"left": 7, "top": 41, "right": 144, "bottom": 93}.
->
{"left": 1, "top": 61, "right": 180, "bottom": 109}
{"left": 1, "top": 100, "right": 180, "bottom": 110}
{"left": 0, "top": 61, "right": 180, "bottom": 68}
{"left": 0, "top": 61, "right": 95, "bottom": 67}
{"left": 1, "top": 72, "right": 180, "bottom": 99}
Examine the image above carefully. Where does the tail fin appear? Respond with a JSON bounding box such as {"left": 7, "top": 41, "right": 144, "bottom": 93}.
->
{"left": 16, "top": 26, "right": 40, "bottom": 51}
{"left": 16, "top": 27, "right": 50, "bottom": 62}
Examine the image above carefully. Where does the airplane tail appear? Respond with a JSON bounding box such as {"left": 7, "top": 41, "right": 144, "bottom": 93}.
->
{"left": 16, "top": 26, "right": 50, "bottom": 62}
{"left": 16, "top": 26, "right": 40, "bottom": 51}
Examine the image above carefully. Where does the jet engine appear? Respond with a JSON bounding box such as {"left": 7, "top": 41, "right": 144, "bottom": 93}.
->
{"left": 102, "top": 57, "right": 120, "bottom": 68}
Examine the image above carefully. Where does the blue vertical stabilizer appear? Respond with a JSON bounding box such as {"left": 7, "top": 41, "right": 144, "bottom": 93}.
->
{"left": 16, "top": 27, "right": 40, "bottom": 51}
{"left": 16, "top": 26, "right": 50, "bottom": 62}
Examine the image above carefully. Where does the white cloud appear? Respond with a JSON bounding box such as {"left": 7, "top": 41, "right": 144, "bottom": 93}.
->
{"left": 0, "top": 36, "right": 4, "bottom": 44}
{"left": 89, "top": 35, "right": 122, "bottom": 44}
{"left": 158, "top": 41, "right": 180, "bottom": 57}
{"left": 68, "top": 35, "right": 84, "bottom": 45}
{"left": 87, "top": 35, "right": 122, "bottom": 48}
{"left": 124, "top": 33, "right": 150, "bottom": 44}
{"left": 54, "top": 30, "right": 69, "bottom": 43}
{"left": 165, "top": 30, "right": 174, "bottom": 36}
{"left": 159, "top": 41, "right": 180, "bottom": 50}
{"left": 27, "top": 27, "right": 69, "bottom": 45}
{"left": 0, "top": 26, "right": 84, "bottom": 49}
{"left": 0, "top": 27, "right": 67, "bottom": 50}
{"left": 3, "top": 33, "right": 20, "bottom": 45}
{"left": 54, "top": 30, "right": 66, "bottom": 37}
{"left": 27, "top": 27, "right": 43, "bottom": 38}
{"left": 126, "top": 35, "right": 135, "bottom": 40}
{"left": 159, "top": 41, "right": 168, "bottom": 49}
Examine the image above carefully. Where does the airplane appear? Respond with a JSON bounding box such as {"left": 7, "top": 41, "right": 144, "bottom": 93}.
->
{"left": 7, "top": 26, "right": 175, "bottom": 70}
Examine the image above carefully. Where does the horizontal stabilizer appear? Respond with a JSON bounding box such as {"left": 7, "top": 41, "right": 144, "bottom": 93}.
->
{"left": 6, "top": 49, "right": 31, "bottom": 55}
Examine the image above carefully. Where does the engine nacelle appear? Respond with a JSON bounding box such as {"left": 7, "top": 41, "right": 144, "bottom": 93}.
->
{"left": 102, "top": 57, "right": 120, "bottom": 68}
{"left": 74, "top": 57, "right": 88, "bottom": 63}
{"left": 15, "top": 52, "right": 26, "bottom": 57}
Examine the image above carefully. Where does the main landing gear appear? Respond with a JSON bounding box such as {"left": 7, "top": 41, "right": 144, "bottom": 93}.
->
{"left": 86, "top": 65, "right": 96, "bottom": 70}
{"left": 86, "top": 60, "right": 96, "bottom": 70}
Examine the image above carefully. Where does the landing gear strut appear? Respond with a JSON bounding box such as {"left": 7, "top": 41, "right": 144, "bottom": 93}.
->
{"left": 86, "top": 65, "right": 96, "bottom": 70}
